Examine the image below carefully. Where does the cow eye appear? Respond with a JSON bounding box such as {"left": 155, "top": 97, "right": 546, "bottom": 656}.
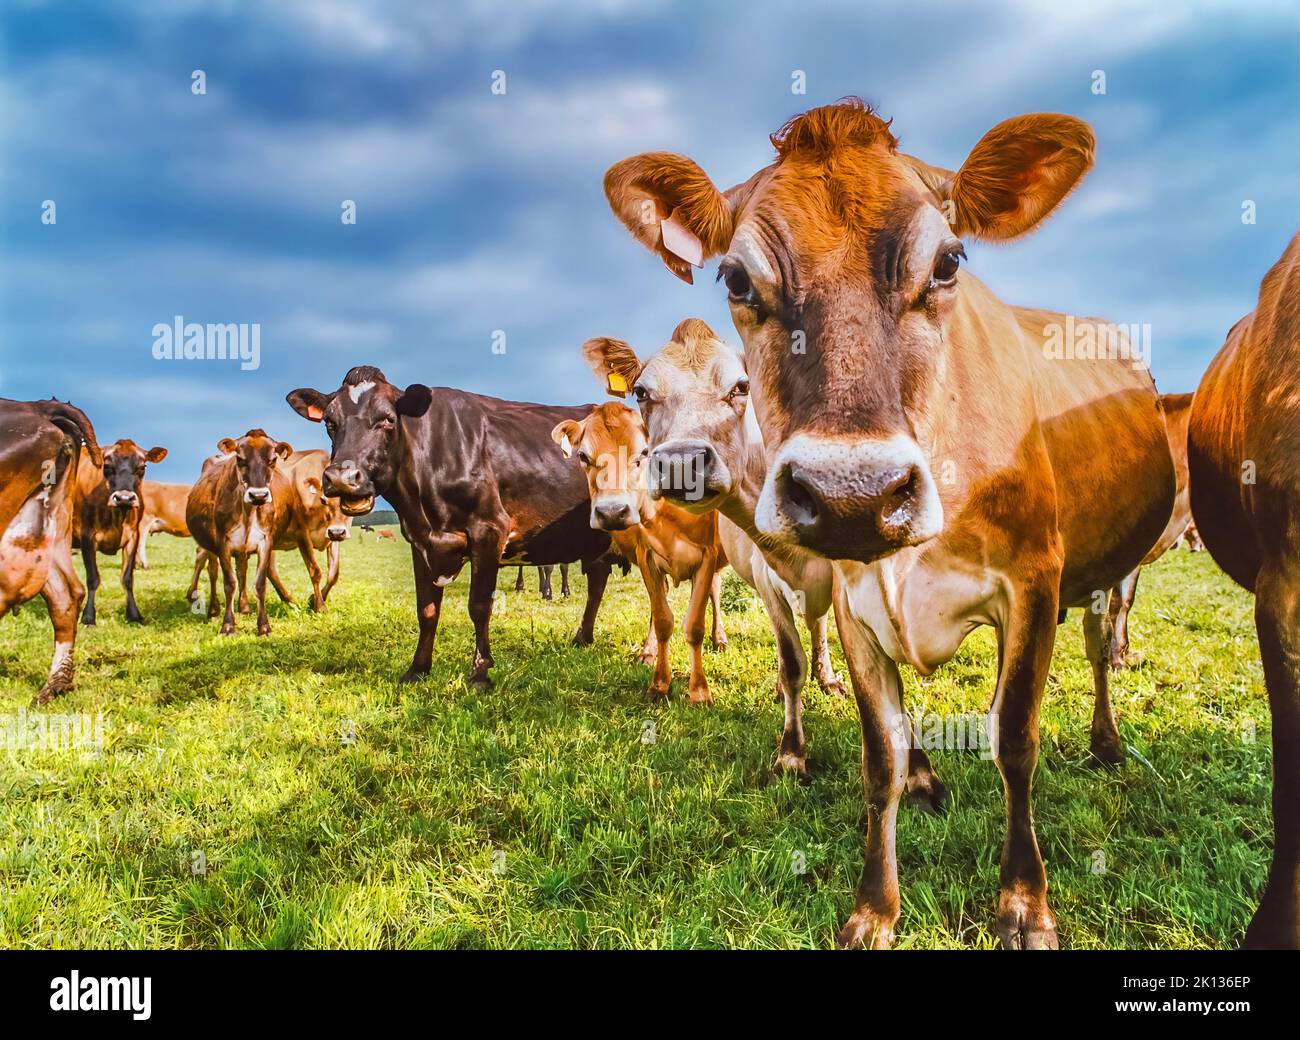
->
{"left": 728, "top": 378, "right": 749, "bottom": 400}
{"left": 930, "top": 248, "right": 964, "bottom": 289}
{"left": 577, "top": 451, "right": 592, "bottom": 466}
{"left": 633, "top": 385, "right": 649, "bottom": 404}
{"left": 718, "top": 260, "right": 755, "bottom": 304}
{"left": 375, "top": 416, "right": 394, "bottom": 430}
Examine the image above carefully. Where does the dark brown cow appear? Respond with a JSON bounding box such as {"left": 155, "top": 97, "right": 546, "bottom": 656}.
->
{"left": 185, "top": 429, "right": 294, "bottom": 636}
{"left": 605, "top": 99, "right": 1175, "bottom": 947}
{"left": 73, "top": 439, "right": 167, "bottom": 624}
{"left": 1107, "top": 392, "right": 1196, "bottom": 668}
{"left": 138, "top": 480, "right": 191, "bottom": 569}
{"left": 1188, "top": 232, "right": 1300, "bottom": 949}
{"left": 0, "top": 398, "right": 100, "bottom": 702}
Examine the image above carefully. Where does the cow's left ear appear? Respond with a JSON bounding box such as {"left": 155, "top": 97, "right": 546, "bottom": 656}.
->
{"left": 581, "top": 337, "right": 643, "bottom": 398}
{"left": 286, "top": 388, "right": 331, "bottom": 422}
{"left": 145, "top": 446, "right": 168, "bottom": 463}
{"left": 551, "top": 420, "right": 583, "bottom": 459}
{"left": 945, "top": 114, "right": 1095, "bottom": 240}
{"left": 396, "top": 384, "right": 433, "bottom": 418}
{"left": 275, "top": 441, "right": 293, "bottom": 460}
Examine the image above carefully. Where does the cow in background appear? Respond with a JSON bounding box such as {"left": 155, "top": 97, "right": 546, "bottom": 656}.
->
{"left": 186, "top": 429, "right": 294, "bottom": 636}
{"left": 74, "top": 439, "right": 167, "bottom": 624}
{"left": 1188, "top": 233, "right": 1300, "bottom": 948}
{"left": 552, "top": 372, "right": 727, "bottom": 704}
{"left": 287, "top": 367, "right": 615, "bottom": 687}
{"left": 138, "top": 480, "right": 191, "bottom": 569}
{"left": 0, "top": 398, "right": 100, "bottom": 702}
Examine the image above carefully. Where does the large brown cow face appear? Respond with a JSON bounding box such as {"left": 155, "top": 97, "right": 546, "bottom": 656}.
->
{"left": 101, "top": 439, "right": 168, "bottom": 511}
{"left": 582, "top": 320, "right": 751, "bottom": 513}
{"left": 605, "top": 99, "right": 1093, "bottom": 562}
{"left": 551, "top": 402, "right": 653, "bottom": 532}
{"left": 216, "top": 429, "right": 292, "bottom": 506}
{"left": 286, "top": 366, "right": 432, "bottom": 516}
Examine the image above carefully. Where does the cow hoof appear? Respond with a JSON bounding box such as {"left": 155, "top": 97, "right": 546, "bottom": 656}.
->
{"left": 773, "top": 751, "right": 809, "bottom": 781}
{"left": 905, "top": 767, "right": 948, "bottom": 814}
{"left": 997, "top": 895, "right": 1059, "bottom": 950}
{"left": 468, "top": 674, "right": 491, "bottom": 691}
{"left": 571, "top": 630, "right": 594, "bottom": 647}
{"left": 634, "top": 649, "right": 657, "bottom": 665}
{"left": 398, "top": 668, "right": 428, "bottom": 684}
{"left": 126, "top": 615, "right": 145, "bottom": 625}
{"left": 257, "top": 623, "right": 272, "bottom": 637}
{"left": 81, "top": 615, "right": 95, "bottom": 627}
{"left": 644, "top": 685, "right": 670, "bottom": 703}
{"left": 219, "top": 623, "right": 236, "bottom": 636}
{"left": 836, "top": 909, "right": 897, "bottom": 949}
{"left": 711, "top": 637, "right": 729, "bottom": 653}
{"left": 686, "top": 688, "right": 713, "bottom": 706}
{"left": 997, "top": 916, "right": 1060, "bottom": 950}
{"left": 1088, "top": 733, "right": 1125, "bottom": 768}
{"left": 819, "top": 675, "right": 847, "bottom": 698}
{"left": 32, "top": 683, "right": 72, "bottom": 707}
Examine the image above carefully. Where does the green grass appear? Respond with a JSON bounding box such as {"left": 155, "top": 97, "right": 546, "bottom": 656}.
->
{"left": 0, "top": 531, "right": 1272, "bottom": 949}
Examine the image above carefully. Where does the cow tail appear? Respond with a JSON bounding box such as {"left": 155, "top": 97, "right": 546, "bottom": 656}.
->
{"left": 45, "top": 400, "right": 102, "bottom": 467}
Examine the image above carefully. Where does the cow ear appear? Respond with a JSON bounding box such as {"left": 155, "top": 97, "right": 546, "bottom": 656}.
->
{"left": 582, "top": 337, "right": 642, "bottom": 398}
{"left": 396, "top": 383, "right": 432, "bottom": 418}
{"left": 945, "top": 114, "right": 1095, "bottom": 240}
{"left": 551, "top": 420, "right": 582, "bottom": 459}
{"left": 275, "top": 441, "right": 293, "bottom": 460}
{"left": 217, "top": 437, "right": 237, "bottom": 454}
{"left": 604, "top": 152, "right": 734, "bottom": 284}
{"left": 145, "top": 446, "right": 168, "bottom": 463}
{"left": 287, "top": 388, "right": 331, "bottom": 422}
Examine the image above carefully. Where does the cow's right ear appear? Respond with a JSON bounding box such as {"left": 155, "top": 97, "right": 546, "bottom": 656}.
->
{"left": 286, "top": 388, "right": 331, "bottom": 422}
{"left": 217, "top": 437, "right": 237, "bottom": 454}
{"left": 581, "top": 337, "right": 642, "bottom": 398}
{"left": 604, "top": 152, "right": 734, "bottom": 283}
{"left": 395, "top": 383, "right": 433, "bottom": 418}
{"left": 551, "top": 420, "right": 583, "bottom": 459}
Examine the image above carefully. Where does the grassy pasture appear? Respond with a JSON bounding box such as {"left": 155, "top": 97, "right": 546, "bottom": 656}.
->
{"left": 0, "top": 529, "right": 1272, "bottom": 949}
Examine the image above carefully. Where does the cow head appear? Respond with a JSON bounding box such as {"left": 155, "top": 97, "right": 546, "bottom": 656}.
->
{"left": 216, "top": 429, "right": 292, "bottom": 506}
{"left": 286, "top": 366, "right": 432, "bottom": 516}
{"left": 101, "top": 439, "right": 168, "bottom": 511}
{"left": 582, "top": 320, "right": 750, "bottom": 513}
{"left": 605, "top": 99, "right": 1093, "bottom": 562}
{"left": 551, "top": 402, "right": 653, "bottom": 532}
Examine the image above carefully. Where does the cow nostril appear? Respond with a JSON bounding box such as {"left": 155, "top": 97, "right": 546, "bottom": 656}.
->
{"left": 879, "top": 467, "right": 919, "bottom": 529}
{"left": 778, "top": 465, "right": 820, "bottom": 527}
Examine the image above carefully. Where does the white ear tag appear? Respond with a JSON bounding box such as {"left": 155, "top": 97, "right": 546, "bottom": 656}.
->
{"left": 661, "top": 214, "right": 703, "bottom": 268}
{"left": 560, "top": 434, "right": 573, "bottom": 459}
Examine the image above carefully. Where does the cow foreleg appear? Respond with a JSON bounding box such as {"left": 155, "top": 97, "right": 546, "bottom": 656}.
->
{"left": 1106, "top": 569, "right": 1140, "bottom": 669}
{"left": 640, "top": 557, "right": 673, "bottom": 702}
{"left": 991, "top": 573, "right": 1062, "bottom": 951}
{"left": 573, "top": 556, "right": 610, "bottom": 646}
{"left": 514, "top": 565, "right": 525, "bottom": 593}
{"left": 1245, "top": 561, "right": 1300, "bottom": 948}
{"left": 137, "top": 525, "right": 151, "bottom": 570}
{"left": 401, "top": 548, "right": 445, "bottom": 682}
{"left": 253, "top": 546, "right": 272, "bottom": 636}
{"left": 121, "top": 527, "right": 144, "bottom": 624}
{"left": 709, "top": 570, "right": 728, "bottom": 651}
{"left": 205, "top": 553, "right": 219, "bottom": 619}
{"left": 79, "top": 535, "right": 100, "bottom": 626}
{"left": 1084, "top": 600, "right": 1125, "bottom": 766}
{"left": 539, "top": 565, "right": 554, "bottom": 601}
{"left": 187, "top": 548, "right": 205, "bottom": 603}
{"left": 34, "top": 544, "right": 84, "bottom": 705}
{"left": 754, "top": 564, "right": 809, "bottom": 777}
{"left": 559, "top": 563, "right": 570, "bottom": 598}
{"left": 808, "top": 611, "right": 846, "bottom": 696}
{"left": 834, "top": 590, "right": 909, "bottom": 950}
{"left": 218, "top": 550, "right": 237, "bottom": 635}
{"left": 298, "top": 541, "right": 324, "bottom": 612}
{"left": 267, "top": 551, "right": 294, "bottom": 604}
{"left": 236, "top": 552, "right": 251, "bottom": 614}
{"left": 682, "top": 559, "right": 715, "bottom": 704}
{"left": 322, "top": 540, "right": 341, "bottom": 603}
{"left": 465, "top": 536, "right": 502, "bottom": 689}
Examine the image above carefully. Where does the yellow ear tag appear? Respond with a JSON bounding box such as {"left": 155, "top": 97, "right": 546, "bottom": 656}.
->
{"left": 560, "top": 434, "right": 573, "bottom": 459}
{"left": 607, "top": 371, "right": 628, "bottom": 396}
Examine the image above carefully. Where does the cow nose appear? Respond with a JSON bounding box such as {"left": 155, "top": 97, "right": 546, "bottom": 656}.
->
{"left": 327, "top": 524, "right": 348, "bottom": 541}
{"left": 758, "top": 434, "right": 943, "bottom": 562}
{"left": 108, "top": 490, "right": 138, "bottom": 509}
{"left": 592, "top": 500, "right": 636, "bottom": 531}
{"left": 244, "top": 486, "right": 271, "bottom": 505}
{"left": 323, "top": 464, "right": 365, "bottom": 496}
{"left": 649, "top": 442, "right": 716, "bottom": 502}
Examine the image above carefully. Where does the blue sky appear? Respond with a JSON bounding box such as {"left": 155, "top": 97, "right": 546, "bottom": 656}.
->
{"left": 2, "top": 0, "right": 1297, "bottom": 485}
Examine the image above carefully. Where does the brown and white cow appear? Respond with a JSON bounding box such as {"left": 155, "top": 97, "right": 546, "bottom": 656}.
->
{"left": 1188, "top": 232, "right": 1300, "bottom": 949}
{"left": 585, "top": 319, "right": 953, "bottom": 802}
{"left": 0, "top": 398, "right": 100, "bottom": 703}
{"left": 605, "top": 100, "right": 1175, "bottom": 947}
{"left": 552, "top": 385, "right": 727, "bottom": 703}
{"left": 73, "top": 439, "right": 168, "bottom": 624}
{"left": 185, "top": 429, "right": 294, "bottom": 636}
{"left": 138, "top": 480, "right": 191, "bottom": 569}
{"left": 1107, "top": 392, "right": 1197, "bottom": 669}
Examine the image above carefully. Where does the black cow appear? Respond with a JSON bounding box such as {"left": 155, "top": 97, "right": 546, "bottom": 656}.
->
{"left": 286, "top": 366, "right": 614, "bottom": 687}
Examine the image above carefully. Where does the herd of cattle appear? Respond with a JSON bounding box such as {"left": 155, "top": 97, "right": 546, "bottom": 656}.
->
{"left": 2, "top": 100, "right": 1297, "bottom": 949}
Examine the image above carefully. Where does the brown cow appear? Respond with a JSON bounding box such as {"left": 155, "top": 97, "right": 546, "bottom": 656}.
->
{"left": 1188, "top": 232, "right": 1300, "bottom": 949}
{"left": 1107, "top": 392, "right": 1196, "bottom": 668}
{"left": 552, "top": 384, "right": 727, "bottom": 703}
{"left": 185, "top": 429, "right": 293, "bottom": 636}
{"left": 73, "top": 439, "right": 167, "bottom": 624}
{"left": 0, "top": 398, "right": 100, "bottom": 703}
{"left": 605, "top": 99, "right": 1175, "bottom": 947}
{"left": 138, "top": 480, "right": 191, "bottom": 569}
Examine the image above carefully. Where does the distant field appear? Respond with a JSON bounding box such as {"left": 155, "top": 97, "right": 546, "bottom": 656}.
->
{"left": 0, "top": 529, "right": 1272, "bottom": 949}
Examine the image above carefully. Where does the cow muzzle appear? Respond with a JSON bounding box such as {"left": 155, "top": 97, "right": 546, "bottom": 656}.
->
{"left": 591, "top": 496, "right": 641, "bottom": 532}
{"left": 649, "top": 440, "right": 725, "bottom": 507}
{"left": 243, "top": 486, "right": 272, "bottom": 505}
{"left": 322, "top": 463, "right": 375, "bottom": 516}
{"left": 108, "top": 490, "right": 139, "bottom": 510}
{"left": 755, "top": 433, "right": 943, "bottom": 562}
{"left": 326, "top": 524, "right": 349, "bottom": 541}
